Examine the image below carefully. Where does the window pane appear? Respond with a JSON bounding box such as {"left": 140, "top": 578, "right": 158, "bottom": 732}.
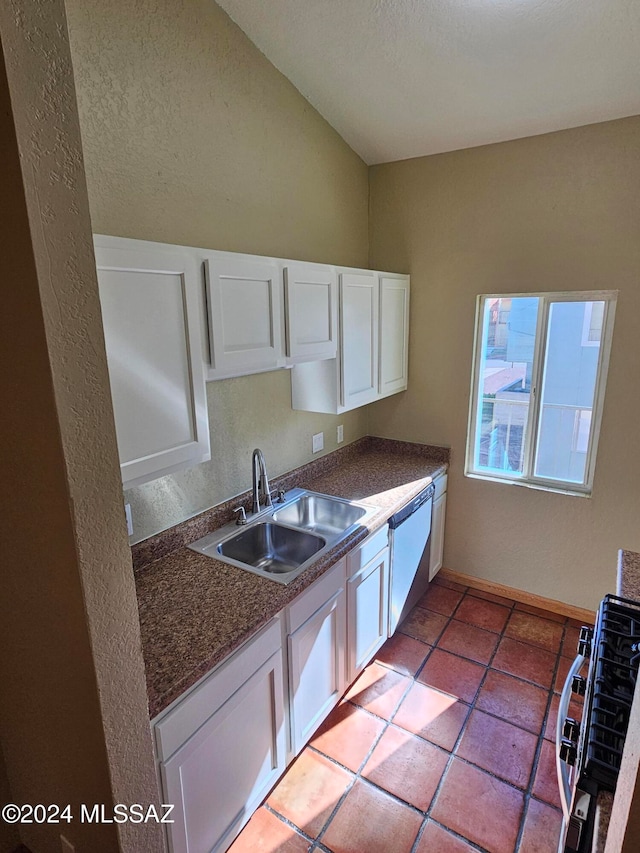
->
{"left": 474, "top": 296, "right": 539, "bottom": 476}
{"left": 534, "top": 301, "right": 603, "bottom": 484}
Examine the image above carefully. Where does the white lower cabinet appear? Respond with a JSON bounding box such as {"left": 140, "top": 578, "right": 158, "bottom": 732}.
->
{"left": 155, "top": 619, "right": 286, "bottom": 853}
{"left": 286, "top": 559, "right": 347, "bottom": 756}
{"left": 429, "top": 474, "right": 448, "bottom": 580}
{"left": 154, "top": 527, "right": 394, "bottom": 852}
{"left": 347, "top": 530, "right": 389, "bottom": 684}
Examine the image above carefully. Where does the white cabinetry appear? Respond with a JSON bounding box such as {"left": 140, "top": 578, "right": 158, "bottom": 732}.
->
{"left": 204, "top": 255, "right": 339, "bottom": 379}
{"left": 94, "top": 236, "right": 210, "bottom": 490}
{"left": 204, "top": 253, "right": 284, "bottom": 378}
{"left": 155, "top": 619, "right": 286, "bottom": 853}
{"left": 286, "top": 560, "right": 347, "bottom": 756}
{"left": 341, "top": 271, "right": 380, "bottom": 409}
{"left": 284, "top": 263, "right": 337, "bottom": 363}
{"left": 379, "top": 274, "right": 410, "bottom": 397}
{"left": 290, "top": 271, "right": 409, "bottom": 414}
{"left": 346, "top": 526, "right": 389, "bottom": 683}
{"left": 153, "top": 522, "right": 395, "bottom": 851}
{"left": 429, "top": 474, "right": 448, "bottom": 580}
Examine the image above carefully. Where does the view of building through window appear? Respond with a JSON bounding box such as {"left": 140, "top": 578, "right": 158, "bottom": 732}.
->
{"left": 469, "top": 292, "right": 616, "bottom": 492}
{"left": 478, "top": 296, "right": 536, "bottom": 475}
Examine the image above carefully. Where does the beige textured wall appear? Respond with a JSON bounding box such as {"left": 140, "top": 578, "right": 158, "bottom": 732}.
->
{"left": 0, "top": 2, "right": 162, "bottom": 851}
{"left": 65, "top": 0, "right": 370, "bottom": 541}
{"left": 369, "top": 117, "right": 640, "bottom": 610}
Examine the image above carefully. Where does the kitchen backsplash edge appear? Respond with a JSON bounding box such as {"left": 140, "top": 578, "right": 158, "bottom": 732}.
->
{"left": 131, "top": 435, "right": 450, "bottom": 572}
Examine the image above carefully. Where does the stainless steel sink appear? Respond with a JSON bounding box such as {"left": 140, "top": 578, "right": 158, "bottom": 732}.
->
{"left": 188, "top": 487, "right": 379, "bottom": 584}
{"left": 217, "top": 522, "right": 326, "bottom": 575}
{"left": 273, "top": 493, "right": 368, "bottom": 539}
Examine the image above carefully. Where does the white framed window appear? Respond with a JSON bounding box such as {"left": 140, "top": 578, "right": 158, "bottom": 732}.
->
{"left": 465, "top": 291, "right": 617, "bottom": 496}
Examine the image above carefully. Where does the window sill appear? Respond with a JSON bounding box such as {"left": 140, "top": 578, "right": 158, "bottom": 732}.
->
{"left": 464, "top": 470, "right": 592, "bottom": 498}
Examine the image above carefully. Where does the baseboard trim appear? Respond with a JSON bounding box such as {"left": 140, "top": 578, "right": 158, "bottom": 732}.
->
{"left": 439, "top": 568, "right": 596, "bottom": 624}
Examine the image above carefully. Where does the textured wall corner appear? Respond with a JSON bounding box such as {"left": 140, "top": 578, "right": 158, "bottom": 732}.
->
{"left": 64, "top": 0, "right": 371, "bottom": 542}
{"left": 0, "top": 1, "right": 163, "bottom": 850}
{"left": 369, "top": 117, "right": 640, "bottom": 611}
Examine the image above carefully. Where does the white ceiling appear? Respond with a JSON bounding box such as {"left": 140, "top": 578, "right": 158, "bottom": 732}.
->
{"left": 216, "top": 0, "right": 640, "bottom": 164}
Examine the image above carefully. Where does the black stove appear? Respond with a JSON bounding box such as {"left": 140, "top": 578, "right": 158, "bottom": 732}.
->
{"left": 558, "top": 594, "right": 640, "bottom": 852}
{"left": 583, "top": 595, "right": 640, "bottom": 788}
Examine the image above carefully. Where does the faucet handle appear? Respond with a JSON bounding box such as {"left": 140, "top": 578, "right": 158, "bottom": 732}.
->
{"left": 233, "top": 506, "right": 247, "bottom": 525}
{"left": 276, "top": 489, "right": 286, "bottom": 503}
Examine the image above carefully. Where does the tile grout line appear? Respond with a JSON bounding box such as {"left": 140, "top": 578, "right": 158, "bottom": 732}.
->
{"left": 400, "top": 594, "right": 572, "bottom": 729}
{"left": 513, "top": 620, "right": 570, "bottom": 851}
{"left": 262, "top": 803, "right": 317, "bottom": 847}
{"left": 310, "top": 670, "right": 417, "bottom": 849}
{"left": 407, "top": 588, "right": 515, "bottom": 852}
{"left": 250, "top": 588, "right": 573, "bottom": 853}
{"left": 308, "top": 587, "right": 475, "bottom": 851}
{"left": 370, "top": 589, "right": 575, "bottom": 849}
{"left": 412, "top": 592, "right": 563, "bottom": 852}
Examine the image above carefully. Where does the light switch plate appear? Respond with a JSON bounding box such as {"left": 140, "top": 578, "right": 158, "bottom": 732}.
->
{"left": 312, "top": 432, "right": 324, "bottom": 453}
{"left": 337, "top": 424, "right": 344, "bottom": 443}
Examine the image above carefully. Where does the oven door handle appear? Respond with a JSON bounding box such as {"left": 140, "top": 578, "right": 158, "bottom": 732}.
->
{"left": 556, "top": 652, "right": 585, "bottom": 821}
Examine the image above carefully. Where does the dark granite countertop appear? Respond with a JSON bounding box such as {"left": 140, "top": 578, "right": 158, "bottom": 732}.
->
{"left": 133, "top": 437, "right": 449, "bottom": 719}
{"left": 593, "top": 791, "right": 613, "bottom": 853}
{"left": 617, "top": 549, "right": 640, "bottom": 600}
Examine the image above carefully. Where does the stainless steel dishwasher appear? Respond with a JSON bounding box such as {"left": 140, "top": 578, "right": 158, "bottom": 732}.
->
{"left": 387, "top": 482, "right": 435, "bottom": 635}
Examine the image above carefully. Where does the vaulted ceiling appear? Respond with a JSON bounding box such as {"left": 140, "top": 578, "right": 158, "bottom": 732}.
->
{"left": 217, "top": 0, "right": 640, "bottom": 164}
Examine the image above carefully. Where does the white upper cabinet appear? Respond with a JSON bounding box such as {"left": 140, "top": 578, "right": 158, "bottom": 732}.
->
{"left": 204, "top": 255, "right": 339, "bottom": 379}
{"left": 379, "top": 274, "right": 410, "bottom": 397}
{"left": 340, "top": 271, "right": 380, "bottom": 409}
{"left": 204, "top": 253, "right": 285, "bottom": 379}
{"left": 94, "top": 236, "right": 210, "bottom": 490}
{"left": 291, "top": 270, "right": 410, "bottom": 414}
{"left": 284, "top": 263, "right": 337, "bottom": 363}
{"left": 95, "top": 235, "right": 408, "bottom": 422}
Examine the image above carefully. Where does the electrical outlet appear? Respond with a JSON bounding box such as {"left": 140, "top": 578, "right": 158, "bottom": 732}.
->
{"left": 60, "top": 835, "right": 75, "bottom": 853}
{"left": 337, "top": 424, "right": 344, "bottom": 443}
{"left": 312, "top": 431, "right": 324, "bottom": 453}
{"left": 124, "top": 502, "right": 133, "bottom": 536}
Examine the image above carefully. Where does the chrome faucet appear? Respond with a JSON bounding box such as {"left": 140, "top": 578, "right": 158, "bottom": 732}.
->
{"left": 251, "top": 448, "right": 273, "bottom": 514}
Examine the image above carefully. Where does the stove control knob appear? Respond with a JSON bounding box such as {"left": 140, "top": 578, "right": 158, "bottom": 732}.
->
{"left": 578, "top": 626, "right": 593, "bottom": 657}
{"left": 563, "top": 718, "right": 580, "bottom": 741}
{"left": 560, "top": 739, "right": 577, "bottom": 766}
{"left": 571, "top": 675, "right": 587, "bottom": 696}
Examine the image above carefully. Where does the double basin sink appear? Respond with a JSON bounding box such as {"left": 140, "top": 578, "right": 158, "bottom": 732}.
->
{"left": 188, "top": 488, "right": 378, "bottom": 584}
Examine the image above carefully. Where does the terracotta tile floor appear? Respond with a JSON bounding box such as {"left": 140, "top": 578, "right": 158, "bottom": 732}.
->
{"left": 229, "top": 577, "right": 592, "bottom": 853}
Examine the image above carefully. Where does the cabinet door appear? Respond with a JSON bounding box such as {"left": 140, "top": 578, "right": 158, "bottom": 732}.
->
{"left": 94, "top": 238, "right": 210, "bottom": 490}
{"left": 340, "top": 272, "right": 379, "bottom": 409}
{"left": 347, "top": 547, "right": 389, "bottom": 683}
{"left": 284, "top": 263, "right": 337, "bottom": 362}
{"left": 288, "top": 590, "right": 346, "bottom": 755}
{"left": 379, "top": 274, "right": 410, "bottom": 397}
{"left": 205, "top": 254, "right": 284, "bottom": 377}
{"left": 429, "top": 492, "right": 447, "bottom": 580}
{"left": 161, "top": 648, "right": 286, "bottom": 853}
